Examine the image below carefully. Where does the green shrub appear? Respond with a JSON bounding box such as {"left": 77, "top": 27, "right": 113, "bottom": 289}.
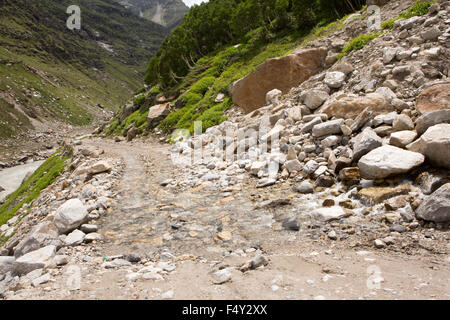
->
{"left": 381, "top": 18, "right": 396, "bottom": 30}
{"left": 399, "top": 1, "right": 433, "bottom": 19}
{"left": 190, "top": 76, "right": 215, "bottom": 95}
{"left": 191, "top": 98, "right": 232, "bottom": 132}
{"left": 133, "top": 95, "right": 146, "bottom": 108}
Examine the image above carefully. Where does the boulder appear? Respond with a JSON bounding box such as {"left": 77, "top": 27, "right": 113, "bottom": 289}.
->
{"left": 383, "top": 47, "right": 397, "bottom": 64}
{"left": 389, "top": 130, "right": 417, "bottom": 148}
{"left": 416, "top": 171, "right": 450, "bottom": 195}
{"left": 14, "top": 221, "right": 60, "bottom": 258}
{"left": 127, "top": 127, "right": 141, "bottom": 142}
{"left": 415, "top": 183, "right": 450, "bottom": 223}
{"left": 147, "top": 103, "right": 171, "bottom": 128}
{"left": 53, "top": 199, "right": 88, "bottom": 234}
{"left": 294, "top": 181, "right": 314, "bottom": 194}
{"left": 89, "top": 161, "right": 111, "bottom": 175}
{"left": 416, "top": 83, "right": 450, "bottom": 114}
{"left": 231, "top": 48, "right": 327, "bottom": 113}
{"left": 119, "top": 103, "right": 138, "bottom": 123}
{"left": 392, "top": 114, "right": 414, "bottom": 131}
{"left": 323, "top": 71, "right": 346, "bottom": 89}
{"left": 415, "top": 110, "right": 450, "bottom": 135}
{"left": 301, "top": 117, "right": 322, "bottom": 133}
{"left": 420, "top": 26, "right": 442, "bottom": 41}
{"left": 375, "top": 87, "right": 397, "bottom": 102}
{"left": 266, "top": 89, "right": 282, "bottom": 105}
{"left": 312, "top": 119, "right": 344, "bottom": 137}
{"left": 284, "top": 160, "right": 302, "bottom": 173}
{"left": 0, "top": 256, "right": 15, "bottom": 275}
{"left": 321, "top": 93, "right": 393, "bottom": 119}
{"left": 64, "top": 229, "right": 86, "bottom": 246}
{"left": 352, "top": 128, "right": 382, "bottom": 161}
{"left": 312, "top": 207, "right": 346, "bottom": 222}
{"left": 358, "top": 145, "right": 425, "bottom": 179}
{"left": 407, "top": 124, "right": 450, "bottom": 169}
{"left": 13, "top": 245, "right": 56, "bottom": 275}
{"left": 358, "top": 185, "right": 411, "bottom": 204}
{"left": 302, "top": 90, "right": 329, "bottom": 110}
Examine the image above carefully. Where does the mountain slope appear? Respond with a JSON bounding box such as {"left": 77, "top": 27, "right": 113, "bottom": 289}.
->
{"left": 114, "top": 0, "right": 189, "bottom": 28}
{"left": 108, "top": 0, "right": 367, "bottom": 137}
{"left": 0, "top": 0, "right": 168, "bottom": 140}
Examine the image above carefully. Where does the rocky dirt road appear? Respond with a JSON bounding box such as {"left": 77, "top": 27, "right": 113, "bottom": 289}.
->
{"left": 4, "top": 136, "right": 449, "bottom": 300}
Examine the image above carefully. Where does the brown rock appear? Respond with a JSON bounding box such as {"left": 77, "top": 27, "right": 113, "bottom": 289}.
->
{"left": 127, "top": 127, "right": 141, "bottom": 141}
{"left": 321, "top": 93, "right": 393, "bottom": 119}
{"left": 416, "top": 83, "right": 450, "bottom": 114}
{"left": 231, "top": 48, "right": 327, "bottom": 113}
{"left": 358, "top": 185, "right": 411, "bottom": 204}
{"left": 147, "top": 103, "right": 171, "bottom": 128}
{"left": 384, "top": 195, "right": 409, "bottom": 210}
{"left": 339, "top": 167, "right": 361, "bottom": 182}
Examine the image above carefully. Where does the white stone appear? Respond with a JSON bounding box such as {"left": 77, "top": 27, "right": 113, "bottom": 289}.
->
{"left": 14, "top": 245, "right": 56, "bottom": 275}
{"left": 324, "top": 71, "right": 346, "bottom": 89}
{"left": 312, "top": 207, "right": 346, "bottom": 222}
{"left": 358, "top": 145, "right": 425, "bottom": 179}
{"left": 53, "top": 199, "right": 88, "bottom": 233}
{"left": 266, "top": 89, "right": 282, "bottom": 105}
{"left": 212, "top": 268, "right": 232, "bottom": 284}
{"left": 64, "top": 229, "right": 85, "bottom": 246}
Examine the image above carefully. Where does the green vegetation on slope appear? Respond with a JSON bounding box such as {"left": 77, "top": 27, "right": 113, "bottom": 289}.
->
{"left": 145, "top": 0, "right": 366, "bottom": 89}
{"left": 381, "top": 0, "right": 434, "bottom": 29}
{"left": 0, "top": 0, "right": 168, "bottom": 138}
{"left": 110, "top": 0, "right": 368, "bottom": 136}
{"left": 0, "top": 147, "right": 72, "bottom": 238}
{"left": 337, "top": 31, "right": 383, "bottom": 59}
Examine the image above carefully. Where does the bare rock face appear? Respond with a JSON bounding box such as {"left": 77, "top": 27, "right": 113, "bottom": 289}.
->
{"left": 415, "top": 183, "right": 450, "bottom": 223}
{"left": 358, "top": 145, "right": 425, "bottom": 180}
{"left": 416, "top": 83, "right": 450, "bottom": 114}
{"left": 321, "top": 93, "right": 393, "bottom": 119}
{"left": 147, "top": 103, "right": 171, "bottom": 128}
{"left": 407, "top": 124, "right": 450, "bottom": 169}
{"left": 231, "top": 47, "right": 327, "bottom": 113}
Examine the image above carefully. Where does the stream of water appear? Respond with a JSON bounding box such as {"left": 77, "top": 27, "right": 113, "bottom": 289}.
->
{"left": 0, "top": 160, "right": 44, "bottom": 202}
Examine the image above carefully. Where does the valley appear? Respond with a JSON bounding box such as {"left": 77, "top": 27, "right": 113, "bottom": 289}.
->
{"left": 0, "top": 0, "right": 449, "bottom": 301}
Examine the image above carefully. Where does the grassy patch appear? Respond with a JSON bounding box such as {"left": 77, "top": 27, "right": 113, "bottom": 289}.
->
{"left": 337, "top": 32, "right": 383, "bottom": 59}
{"left": 382, "top": 1, "right": 433, "bottom": 29}
{"left": 0, "top": 147, "right": 72, "bottom": 229}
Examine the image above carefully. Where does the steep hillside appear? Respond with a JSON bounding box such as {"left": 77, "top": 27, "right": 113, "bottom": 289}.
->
{"left": 114, "top": 0, "right": 189, "bottom": 28}
{"left": 0, "top": 0, "right": 168, "bottom": 140}
{"left": 108, "top": 0, "right": 367, "bottom": 137}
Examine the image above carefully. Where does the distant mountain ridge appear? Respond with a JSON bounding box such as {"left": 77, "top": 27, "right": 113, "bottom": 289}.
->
{"left": 115, "top": 0, "right": 189, "bottom": 28}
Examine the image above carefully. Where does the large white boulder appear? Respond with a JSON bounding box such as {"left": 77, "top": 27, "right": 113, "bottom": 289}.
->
{"left": 407, "top": 124, "right": 450, "bottom": 169}
{"left": 358, "top": 145, "right": 425, "bottom": 179}
{"left": 53, "top": 199, "right": 88, "bottom": 234}
{"left": 13, "top": 245, "right": 56, "bottom": 275}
